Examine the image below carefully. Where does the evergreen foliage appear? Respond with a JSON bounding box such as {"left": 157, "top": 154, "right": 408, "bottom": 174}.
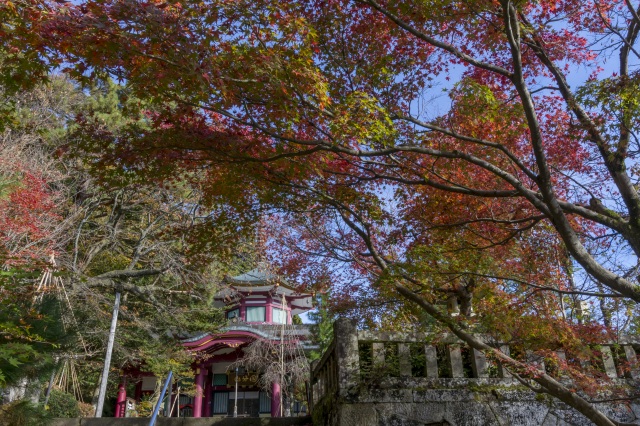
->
{"left": 308, "top": 293, "right": 336, "bottom": 360}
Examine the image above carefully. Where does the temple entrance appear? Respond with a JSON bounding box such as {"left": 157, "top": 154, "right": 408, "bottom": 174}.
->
{"left": 228, "top": 391, "right": 259, "bottom": 417}
{"left": 210, "top": 390, "right": 272, "bottom": 417}
{"left": 211, "top": 391, "right": 229, "bottom": 415}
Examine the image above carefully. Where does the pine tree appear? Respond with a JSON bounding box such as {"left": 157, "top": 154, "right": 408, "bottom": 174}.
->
{"left": 308, "top": 293, "right": 335, "bottom": 361}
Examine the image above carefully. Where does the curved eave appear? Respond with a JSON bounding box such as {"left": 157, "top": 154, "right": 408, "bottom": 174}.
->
{"left": 182, "top": 325, "right": 308, "bottom": 353}
{"left": 184, "top": 327, "right": 274, "bottom": 345}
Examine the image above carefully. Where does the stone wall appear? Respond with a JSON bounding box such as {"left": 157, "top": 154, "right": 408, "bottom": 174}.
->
{"left": 320, "top": 382, "right": 640, "bottom": 426}
{"left": 310, "top": 319, "right": 640, "bottom": 426}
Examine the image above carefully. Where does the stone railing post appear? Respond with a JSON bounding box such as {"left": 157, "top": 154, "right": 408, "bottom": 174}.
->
{"left": 526, "top": 351, "right": 545, "bottom": 374}
{"left": 425, "top": 345, "right": 438, "bottom": 378}
{"left": 398, "top": 343, "right": 412, "bottom": 377}
{"left": 600, "top": 346, "right": 618, "bottom": 379}
{"left": 556, "top": 350, "right": 567, "bottom": 377}
{"left": 334, "top": 318, "right": 360, "bottom": 398}
{"left": 498, "top": 345, "right": 512, "bottom": 378}
{"left": 623, "top": 345, "right": 639, "bottom": 379}
{"left": 448, "top": 345, "right": 465, "bottom": 378}
{"left": 373, "top": 342, "right": 385, "bottom": 366}
{"left": 471, "top": 348, "right": 488, "bottom": 378}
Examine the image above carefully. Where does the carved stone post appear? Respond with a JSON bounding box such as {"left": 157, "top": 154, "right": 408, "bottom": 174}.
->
{"left": 448, "top": 345, "right": 464, "bottom": 378}
{"left": 600, "top": 346, "right": 618, "bottom": 379}
{"left": 556, "top": 350, "right": 567, "bottom": 377}
{"left": 471, "top": 348, "right": 488, "bottom": 378}
{"left": 372, "top": 342, "right": 385, "bottom": 366}
{"left": 623, "top": 345, "right": 639, "bottom": 379}
{"left": 498, "top": 345, "right": 512, "bottom": 378}
{"left": 398, "top": 343, "right": 412, "bottom": 377}
{"left": 334, "top": 318, "right": 360, "bottom": 398}
{"left": 526, "top": 351, "right": 545, "bottom": 374}
{"left": 425, "top": 345, "right": 438, "bottom": 378}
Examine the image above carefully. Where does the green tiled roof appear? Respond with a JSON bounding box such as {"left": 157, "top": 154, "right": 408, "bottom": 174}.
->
{"left": 229, "top": 268, "right": 278, "bottom": 284}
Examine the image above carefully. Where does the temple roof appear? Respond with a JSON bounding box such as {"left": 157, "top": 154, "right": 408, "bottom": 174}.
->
{"left": 213, "top": 267, "right": 314, "bottom": 315}
{"left": 183, "top": 323, "right": 311, "bottom": 344}
{"left": 182, "top": 324, "right": 317, "bottom": 354}
{"left": 227, "top": 268, "right": 278, "bottom": 284}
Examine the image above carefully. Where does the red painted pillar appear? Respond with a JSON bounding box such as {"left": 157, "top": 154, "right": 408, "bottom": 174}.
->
{"left": 203, "top": 370, "right": 212, "bottom": 417}
{"left": 240, "top": 300, "right": 246, "bottom": 322}
{"left": 271, "top": 381, "right": 281, "bottom": 417}
{"left": 193, "top": 366, "right": 206, "bottom": 418}
{"left": 115, "top": 378, "right": 126, "bottom": 418}
{"left": 266, "top": 296, "right": 273, "bottom": 323}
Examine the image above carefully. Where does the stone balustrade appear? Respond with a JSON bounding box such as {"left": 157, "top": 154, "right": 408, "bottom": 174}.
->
{"left": 310, "top": 318, "right": 640, "bottom": 426}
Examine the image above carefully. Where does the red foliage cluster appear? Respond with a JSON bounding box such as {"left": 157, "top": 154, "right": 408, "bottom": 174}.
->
{"left": 0, "top": 159, "right": 60, "bottom": 267}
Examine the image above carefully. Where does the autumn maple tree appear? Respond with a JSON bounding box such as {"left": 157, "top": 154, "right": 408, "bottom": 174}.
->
{"left": 6, "top": 0, "right": 640, "bottom": 424}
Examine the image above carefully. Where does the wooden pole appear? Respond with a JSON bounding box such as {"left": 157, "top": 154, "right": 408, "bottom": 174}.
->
{"left": 95, "top": 291, "right": 121, "bottom": 417}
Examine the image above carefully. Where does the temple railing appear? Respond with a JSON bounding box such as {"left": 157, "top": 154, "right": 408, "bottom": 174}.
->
{"left": 309, "top": 318, "right": 640, "bottom": 413}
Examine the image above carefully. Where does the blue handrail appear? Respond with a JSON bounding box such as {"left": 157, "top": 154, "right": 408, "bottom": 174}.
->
{"left": 149, "top": 370, "right": 173, "bottom": 426}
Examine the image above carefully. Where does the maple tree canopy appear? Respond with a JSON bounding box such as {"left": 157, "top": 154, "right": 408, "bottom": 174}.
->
{"left": 5, "top": 1, "right": 640, "bottom": 424}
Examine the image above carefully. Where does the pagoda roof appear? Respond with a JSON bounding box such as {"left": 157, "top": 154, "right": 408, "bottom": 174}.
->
{"left": 213, "top": 267, "right": 314, "bottom": 314}
{"left": 228, "top": 268, "right": 278, "bottom": 285}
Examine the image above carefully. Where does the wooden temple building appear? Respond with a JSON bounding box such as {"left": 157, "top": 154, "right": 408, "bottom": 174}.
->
{"left": 114, "top": 268, "right": 314, "bottom": 418}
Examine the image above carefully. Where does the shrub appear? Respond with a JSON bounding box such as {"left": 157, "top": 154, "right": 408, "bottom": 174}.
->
{"left": 46, "top": 390, "right": 80, "bottom": 418}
